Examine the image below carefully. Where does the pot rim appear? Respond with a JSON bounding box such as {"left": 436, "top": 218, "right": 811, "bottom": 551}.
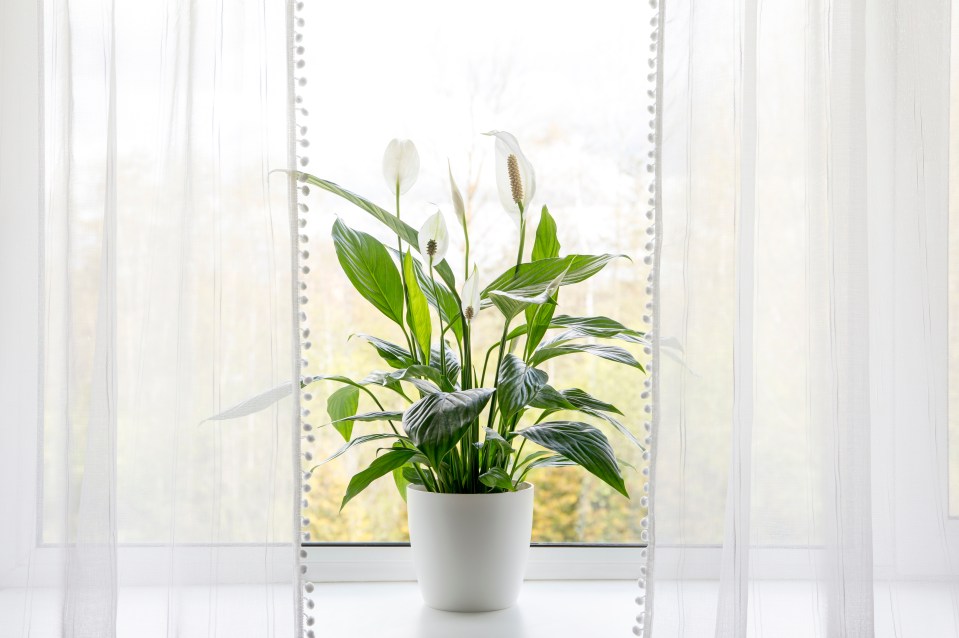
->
{"left": 407, "top": 481, "right": 533, "bottom": 496}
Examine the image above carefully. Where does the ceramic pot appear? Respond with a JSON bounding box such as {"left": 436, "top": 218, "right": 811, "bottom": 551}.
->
{"left": 406, "top": 482, "right": 534, "bottom": 612}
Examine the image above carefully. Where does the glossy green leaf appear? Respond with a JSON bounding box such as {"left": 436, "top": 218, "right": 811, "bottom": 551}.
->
{"left": 329, "top": 410, "right": 404, "bottom": 425}
{"left": 430, "top": 342, "right": 461, "bottom": 389}
{"left": 548, "top": 315, "right": 647, "bottom": 344}
{"left": 479, "top": 467, "right": 516, "bottom": 492}
{"left": 393, "top": 248, "right": 463, "bottom": 343}
{"left": 517, "top": 454, "right": 577, "bottom": 483}
{"left": 403, "top": 388, "right": 495, "bottom": 468}
{"left": 341, "top": 448, "right": 418, "bottom": 510}
{"left": 562, "top": 388, "right": 624, "bottom": 415}
{"left": 534, "top": 386, "right": 640, "bottom": 448}
{"left": 530, "top": 342, "right": 645, "bottom": 373}
{"left": 355, "top": 371, "right": 410, "bottom": 399}
{"left": 386, "top": 365, "right": 449, "bottom": 394}
{"left": 331, "top": 219, "right": 405, "bottom": 325}
{"left": 496, "top": 354, "right": 548, "bottom": 420}
{"left": 488, "top": 288, "right": 557, "bottom": 322}
{"left": 524, "top": 297, "right": 557, "bottom": 359}
{"left": 326, "top": 386, "right": 359, "bottom": 441}
{"left": 352, "top": 334, "right": 414, "bottom": 369}
{"left": 403, "top": 251, "right": 432, "bottom": 363}
{"left": 393, "top": 465, "right": 411, "bottom": 501}
{"left": 307, "top": 373, "right": 409, "bottom": 404}
{"left": 531, "top": 205, "right": 560, "bottom": 261}
{"left": 516, "top": 421, "right": 627, "bottom": 497}
{"left": 312, "top": 432, "right": 409, "bottom": 468}
{"left": 401, "top": 466, "right": 425, "bottom": 486}
{"left": 474, "top": 427, "right": 514, "bottom": 458}
{"left": 529, "top": 384, "right": 577, "bottom": 411}
{"left": 488, "top": 269, "right": 563, "bottom": 322}
{"left": 301, "top": 174, "right": 460, "bottom": 292}
{"left": 577, "top": 407, "right": 644, "bottom": 449}
{"left": 481, "top": 254, "right": 625, "bottom": 306}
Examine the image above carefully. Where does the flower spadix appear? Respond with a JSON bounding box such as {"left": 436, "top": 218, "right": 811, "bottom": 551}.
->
{"left": 462, "top": 265, "right": 481, "bottom": 322}
{"left": 382, "top": 138, "right": 420, "bottom": 195}
{"left": 418, "top": 210, "right": 450, "bottom": 265}
{"left": 484, "top": 131, "right": 535, "bottom": 223}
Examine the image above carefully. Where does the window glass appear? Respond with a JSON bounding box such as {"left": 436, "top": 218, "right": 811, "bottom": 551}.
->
{"left": 299, "top": 0, "right": 654, "bottom": 542}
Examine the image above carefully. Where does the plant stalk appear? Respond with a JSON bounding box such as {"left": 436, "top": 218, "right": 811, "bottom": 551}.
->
{"left": 395, "top": 187, "right": 418, "bottom": 362}
{"left": 485, "top": 316, "right": 513, "bottom": 437}
{"left": 513, "top": 203, "right": 526, "bottom": 276}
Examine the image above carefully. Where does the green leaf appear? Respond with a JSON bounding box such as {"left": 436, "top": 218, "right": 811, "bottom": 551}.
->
{"left": 496, "top": 354, "right": 548, "bottom": 420}
{"left": 500, "top": 314, "right": 646, "bottom": 348}
{"left": 326, "top": 386, "right": 360, "bottom": 441}
{"left": 533, "top": 387, "right": 640, "bottom": 449}
{"left": 329, "top": 410, "right": 404, "bottom": 425}
{"left": 488, "top": 289, "right": 557, "bottom": 322}
{"left": 393, "top": 465, "right": 411, "bottom": 502}
{"left": 392, "top": 247, "right": 463, "bottom": 343}
{"left": 479, "top": 467, "right": 516, "bottom": 492}
{"left": 531, "top": 206, "right": 560, "bottom": 261}
{"left": 403, "top": 389, "right": 495, "bottom": 468}
{"left": 430, "top": 342, "right": 461, "bottom": 389}
{"left": 481, "top": 254, "right": 625, "bottom": 306}
{"left": 403, "top": 251, "right": 432, "bottom": 363}
{"left": 524, "top": 454, "right": 577, "bottom": 471}
{"left": 529, "top": 384, "right": 577, "bottom": 411}
{"left": 308, "top": 373, "right": 409, "bottom": 404}
{"left": 562, "top": 388, "right": 624, "bottom": 415}
{"left": 386, "top": 365, "right": 450, "bottom": 393}
{"left": 488, "top": 269, "right": 564, "bottom": 322}
{"left": 474, "top": 427, "right": 514, "bottom": 458}
{"left": 517, "top": 454, "right": 578, "bottom": 483}
{"left": 401, "top": 466, "right": 425, "bottom": 486}
{"left": 331, "top": 219, "right": 405, "bottom": 325}
{"left": 548, "top": 315, "right": 647, "bottom": 344}
{"left": 312, "top": 432, "right": 409, "bottom": 467}
{"left": 577, "top": 407, "right": 644, "bottom": 450}
{"left": 515, "top": 421, "right": 627, "bottom": 497}
{"left": 524, "top": 297, "right": 557, "bottom": 359}
{"left": 341, "top": 448, "right": 418, "bottom": 510}
{"left": 530, "top": 343, "right": 645, "bottom": 373}
{"left": 302, "top": 174, "right": 460, "bottom": 293}
{"left": 352, "top": 334, "right": 414, "bottom": 369}
{"left": 355, "top": 371, "right": 410, "bottom": 399}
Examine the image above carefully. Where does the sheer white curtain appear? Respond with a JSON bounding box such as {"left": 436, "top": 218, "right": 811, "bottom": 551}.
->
{"left": 0, "top": 0, "right": 300, "bottom": 636}
{"left": 648, "top": 0, "right": 959, "bottom": 636}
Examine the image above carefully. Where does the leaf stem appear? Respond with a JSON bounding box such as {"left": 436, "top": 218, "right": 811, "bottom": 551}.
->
{"left": 412, "top": 464, "right": 433, "bottom": 492}
{"left": 485, "top": 316, "right": 513, "bottom": 436}
{"left": 510, "top": 438, "right": 527, "bottom": 482}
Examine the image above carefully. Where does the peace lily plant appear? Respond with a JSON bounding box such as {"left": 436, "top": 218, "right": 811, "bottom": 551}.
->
{"left": 297, "top": 132, "right": 648, "bottom": 511}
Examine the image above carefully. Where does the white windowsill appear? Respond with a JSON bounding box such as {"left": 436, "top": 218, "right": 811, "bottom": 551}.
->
{"left": 306, "top": 580, "right": 640, "bottom": 638}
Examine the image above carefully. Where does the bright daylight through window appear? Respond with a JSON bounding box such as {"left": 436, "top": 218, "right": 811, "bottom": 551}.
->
{"left": 296, "top": 0, "right": 654, "bottom": 543}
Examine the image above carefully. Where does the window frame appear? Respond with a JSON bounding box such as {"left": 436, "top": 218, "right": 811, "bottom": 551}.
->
{"left": 301, "top": 544, "right": 647, "bottom": 582}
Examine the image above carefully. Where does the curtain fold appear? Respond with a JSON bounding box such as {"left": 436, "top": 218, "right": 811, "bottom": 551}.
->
{"left": 649, "top": 0, "right": 959, "bottom": 635}
{"left": 0, "top": 0, "right": 300, "bottom": 636}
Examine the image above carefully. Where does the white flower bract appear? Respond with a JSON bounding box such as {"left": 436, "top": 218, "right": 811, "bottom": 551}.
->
{"left": 462, "top": 265, "right": 481, "bottom": 322}
{"left": 382, "top": 138, "right": 420, "bottom": 195}
{"left": 484, "top": 130, "right": 536, "bottom": 224}
{"left": 418, "top": 210, "right": 450, "bottom": 264}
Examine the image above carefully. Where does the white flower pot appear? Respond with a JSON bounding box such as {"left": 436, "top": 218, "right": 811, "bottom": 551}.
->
{"left": 406, "top": 482, "right": 534, "bottom": 612}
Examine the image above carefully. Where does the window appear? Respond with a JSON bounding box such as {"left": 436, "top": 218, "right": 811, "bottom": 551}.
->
{"left": 298, "top": 0, "right": 654, "bottom": 543}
